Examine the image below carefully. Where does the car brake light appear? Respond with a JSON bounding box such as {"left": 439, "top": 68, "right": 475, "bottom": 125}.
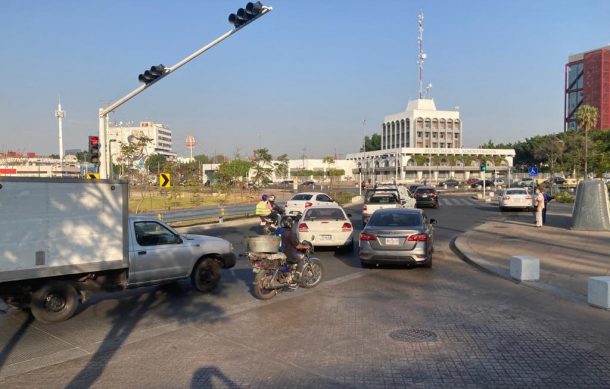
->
{"left": 342, "top": 222, "right": 353, "bottom": 232}
{"left": 407, "top": 233, "right": 427, "bottom": 242}
{"left": 305, "top": 202, "right": 313, "bottom": 208}
{"left": 525, "top": 196, "right": 532, "bottom": 199}
{"left": 298, "top": 223, "right": 309, "bottom": 232}
{"left": 363, "top": 205, "right": 367, "bottom": 211}
{"left": 359, "top": 232, "right": 376, "bottom": 241}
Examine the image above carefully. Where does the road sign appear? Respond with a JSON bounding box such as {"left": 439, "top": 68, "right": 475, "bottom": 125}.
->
{"left": 160, "top": 173, "right": 171, "bottom": 188}
{"left": 528, "top": 167, "right": 538, "bottom": 177}
{"left": 86, "top": 173, "right": 100, "bottom": 180}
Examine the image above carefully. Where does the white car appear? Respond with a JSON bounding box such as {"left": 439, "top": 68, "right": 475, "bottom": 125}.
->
{"left": 517, "top": 178, "right": 534, "bottom": 187}
{"left": 499, "top": 188, "right": 534, "bottom": 211}
{"left": 296, "top": 206, "right": 354, "bottom": 251}
{"left": 371, "top": 184, "right": 417, "bottom": 208}
{"left": 285, "top": 192, "right": 338, "bottom": 216}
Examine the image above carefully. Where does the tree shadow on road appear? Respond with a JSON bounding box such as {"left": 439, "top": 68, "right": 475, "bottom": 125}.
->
{"left": 0, "top": 314, "right": 33, "bottom": 373}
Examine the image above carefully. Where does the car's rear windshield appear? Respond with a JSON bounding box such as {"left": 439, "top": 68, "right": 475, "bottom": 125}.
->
{"left": 365, "top": 189, "right": 398, "bottom": 202}
{"left": 505, "top": 189, "right": 527, "bottom": 195}
{"left": 291, "top": 194, "right": 313, "bottom": 201}
{"left": 368, "top": 196, "right": 398, "bottom": 204}
{"left": 368, "top": 212, "right": 422, "bottom": 227}
{"left": 304, "top": 208, "right": 345, "bottom": 221}
{"left": 415, "top": 188, "right": 435, "bottom": 194}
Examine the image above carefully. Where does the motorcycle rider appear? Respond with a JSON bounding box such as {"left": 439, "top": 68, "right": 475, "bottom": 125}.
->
{"left": 280, "top": 217, "right": 310, "bottom": 277}
{"left": 255, "top": 194, "right": 272, "bottom": 225}
{"left": 268, "top": 194, "right": 284, "bottom": 225}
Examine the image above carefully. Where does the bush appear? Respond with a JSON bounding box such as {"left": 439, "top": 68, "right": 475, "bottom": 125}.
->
{"left": 554, "top": 191, "right": 575, "bottom": 203}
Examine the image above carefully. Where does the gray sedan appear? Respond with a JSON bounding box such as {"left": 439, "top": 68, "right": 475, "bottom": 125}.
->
{"left": 358, "top": 208, "right": 436, "bottom": 268}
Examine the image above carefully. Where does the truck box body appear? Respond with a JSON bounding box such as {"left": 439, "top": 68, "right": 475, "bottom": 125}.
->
{"left": 0, "top": 178, "right": 128, "bottom": 282}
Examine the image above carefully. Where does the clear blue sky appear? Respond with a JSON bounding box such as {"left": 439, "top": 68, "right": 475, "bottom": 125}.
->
{"left": 1, "top": 0, "right": 609, "bottom": 159}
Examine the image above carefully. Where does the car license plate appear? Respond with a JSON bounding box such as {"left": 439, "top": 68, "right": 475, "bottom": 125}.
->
{"left": 385, "top": 238, "right": 400, "bottom": 245}
{"left": 320, "top": 235, "right": 332, "bottom": 241}
{"left": 422, "top": 194, "right": 428, "bottom": 198}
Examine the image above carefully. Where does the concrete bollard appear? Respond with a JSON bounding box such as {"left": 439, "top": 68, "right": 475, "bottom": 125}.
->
{"left": 510, "top": 255, "right": 540, "bottom": 281}
{"left": 588, "top": 276, "right": 610, "bottom": 309}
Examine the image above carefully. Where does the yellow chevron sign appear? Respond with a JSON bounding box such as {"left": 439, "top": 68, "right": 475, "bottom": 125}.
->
{"left": 160, "top": 173, "right": 171, "bottom": 187}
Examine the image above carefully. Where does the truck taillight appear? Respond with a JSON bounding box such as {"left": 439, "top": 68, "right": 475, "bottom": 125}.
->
{"left": 299, "top": 223, "right": 309, "bottom": 232}
{"left": 342, "top": 223, "right": 353, "bottom": 232}
{"left": 305, "top": 202, "right": 313, "bottom": 208}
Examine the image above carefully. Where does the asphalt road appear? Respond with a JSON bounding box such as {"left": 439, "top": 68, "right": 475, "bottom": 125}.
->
{"left": 0, "top": 195, "right": 593, "bottom": 387}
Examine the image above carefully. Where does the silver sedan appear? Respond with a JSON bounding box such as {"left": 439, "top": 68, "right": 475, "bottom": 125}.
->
{"left": 358, "top": 208, "right": 436, "bottom": 268}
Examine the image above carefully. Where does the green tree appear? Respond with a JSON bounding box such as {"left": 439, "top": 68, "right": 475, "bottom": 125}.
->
{"left": 251, "top": 148, "right": 274, "bottom": 185}
{"left": 194, "top": 154, "right": 210, "bottom": 164}
{"left": 117, "top": 135, "right": 153, "bottom": 181}
{"left": 145, "top": 154, "right": 167, "bottom": 174}
{"left": 274, "top": 153, "right": 289, "bottom": 179}
{"left": 216, "top": 159, "right": 251, "bottom": 184}
{"left": 361, "top": 134, "right": 381, "bottom": 151}
{"left": 576, "top": 104, "right": 599, "bottom": 177}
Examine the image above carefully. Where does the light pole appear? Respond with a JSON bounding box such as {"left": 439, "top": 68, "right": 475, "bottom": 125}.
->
{"left": 97, "top": 2, "right": 272, "bottom": 178}
{"left": 54, "top": 100, "right": 65, "bottom": 177}
{"left": 108, "top": 139, "right": 117, "bottom": 180}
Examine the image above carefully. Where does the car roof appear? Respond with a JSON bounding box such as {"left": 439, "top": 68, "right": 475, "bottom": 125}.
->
{"left": 415, "top": 186, "right": 436, "bottom": 190}
{"left": 292, "top": 192, "right": 327, "bottom": 196}
{"left": 372, "top": 207, "right": 423, "bottom": 216}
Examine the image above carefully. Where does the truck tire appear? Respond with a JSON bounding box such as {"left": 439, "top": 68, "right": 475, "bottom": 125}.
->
{"left": 30, "top": 281, "right": 79, "bottom": 323}
{"left": 191, "top": 258, "right": 221, "bottom": 293}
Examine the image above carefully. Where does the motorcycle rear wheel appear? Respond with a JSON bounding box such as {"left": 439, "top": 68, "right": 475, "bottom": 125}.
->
{"left": 300, "top": 259, "right": 323, "bottom": 289}
{"left": 253, "top": 272, "right": 277, "bottom": 300}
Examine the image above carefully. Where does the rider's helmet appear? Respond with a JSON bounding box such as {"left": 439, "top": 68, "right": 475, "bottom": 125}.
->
{"left": 281, "top": 216, "right": 294, "bottom": 229}
{"left": 269, "top": 194, "right": 276, "bottom": 202}
{"left": 261, "top": 193, "right": 268, "bottom": 201}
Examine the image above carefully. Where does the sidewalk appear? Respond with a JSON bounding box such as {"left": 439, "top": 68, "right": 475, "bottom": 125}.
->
{"left": 454, "top": 209, "right": 610, "bottom": 304}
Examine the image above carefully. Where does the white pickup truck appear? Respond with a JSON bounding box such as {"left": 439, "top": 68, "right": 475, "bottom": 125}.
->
{"left": 0, "top": 178, "right": 236, "bottom": 322}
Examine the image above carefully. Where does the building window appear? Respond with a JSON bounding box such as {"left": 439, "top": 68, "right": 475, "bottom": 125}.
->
{"left": 417, "top": 131, "right": 423, "bottom": 138}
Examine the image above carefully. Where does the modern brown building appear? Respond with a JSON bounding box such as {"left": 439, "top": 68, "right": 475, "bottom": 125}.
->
{"left": 565, "top": 45, "right": 610, "bottom": 131}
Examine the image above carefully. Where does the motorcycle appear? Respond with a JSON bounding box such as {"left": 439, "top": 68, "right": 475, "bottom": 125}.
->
{"left": 247, "top": 241, "right": 323, "bottom": 300}
{"left": 261, "top": 209, "right": 282, "bottom": 235}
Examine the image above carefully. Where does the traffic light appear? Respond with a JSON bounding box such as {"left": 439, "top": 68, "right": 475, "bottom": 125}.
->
{"left": 138, "top": 64, "right": 166, "bottom": 85}
{"left": 480, "top": 160, "right": 487, "bottom": 172}
{"left": 228, "top": 2, "right": 264, "bottom": 28}
{"left": 88, "top": 136, "right": 100, "bottom": 164}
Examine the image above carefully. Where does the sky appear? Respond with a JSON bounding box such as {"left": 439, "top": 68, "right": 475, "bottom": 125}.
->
{"left": 1, "top": 0, "right": 609, "bottom": 159}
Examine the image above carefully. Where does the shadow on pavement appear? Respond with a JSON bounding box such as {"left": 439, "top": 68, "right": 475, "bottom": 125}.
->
{"left": 191, "top": 366, "right": 240, "bottom": 389}
{"left": 0, "top": 315, "right": 33, "bottom": 373}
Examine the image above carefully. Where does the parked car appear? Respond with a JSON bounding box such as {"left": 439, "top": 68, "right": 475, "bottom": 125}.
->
{"left": 466, "top": 178, "right": 479, "bottom": 186}
{"left": 300, "top": 180, "right": 316, "bottom": 187}
{"left": 439, "top": 179, "right": 460, "bottom": 187}
{"left": 413, "top": 186, "right": 439, "bottom": 208}
{"left": 551, "top": 177, "right": 566, "bottom": 185}
{"left": 296, "top": 206, "right": 354, "bottom": 251}
{"left": 284, "top": 192, "right": 338, "bottom": 216}
{"left": 470, "top": 180, "right": 494, "bottom": 188}
{"left": 517, "top": 178, "right": 534, "bottom": 187}
{"left": 358, "top": 208, "right": 436, "bottom": 268}
{"left": 498, "top": 188, "right": 534, "bottom": 211}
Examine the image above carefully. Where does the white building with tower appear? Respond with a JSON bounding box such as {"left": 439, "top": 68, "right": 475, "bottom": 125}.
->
{"left": 107, "top": 121, "right": 177, "bottom": 168}
{"left": 347, "top": 10, "right": 514, "bottom": 185}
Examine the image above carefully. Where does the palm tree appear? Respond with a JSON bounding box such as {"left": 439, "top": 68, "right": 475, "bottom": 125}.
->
{"left": 576, "top": 104, "right": 598, "bottom": 177}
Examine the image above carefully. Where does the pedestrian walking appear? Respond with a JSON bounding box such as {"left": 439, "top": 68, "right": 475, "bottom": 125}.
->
{"left": 540, "top": 188, "right": 552, "bottom": 225}
{"left": 534, "top": 188, "right": 545, "bottom": 227}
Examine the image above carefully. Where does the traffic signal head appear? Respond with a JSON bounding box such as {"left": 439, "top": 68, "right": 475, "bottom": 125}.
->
{"left": 229, "top": 2, "right": 264, "bottom": 28}
{"left": 480, "top": 160, "right": 487, "bottom": 172}
{"left": 88, "top": 136, "right": 100, "bottom": 164}
{"left": 138, "top": 64, "right": 166, "bottom": 85}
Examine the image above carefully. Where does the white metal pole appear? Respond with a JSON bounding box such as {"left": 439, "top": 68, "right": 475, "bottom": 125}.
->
{"left": 98, "top": 109, "right": 107, "bottom": 178}
{"left": 55, "top": 102, "right": 65, "bottom": 177}
{"left": 483, "top": 170, "right": 486, "bottom": 199}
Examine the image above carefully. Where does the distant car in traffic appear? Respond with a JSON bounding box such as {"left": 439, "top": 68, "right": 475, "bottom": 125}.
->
{"left": 517, "top": 178, "right": 534, "bottom": 187}
{"left": 359, "top": 208, "right": 436, "bottom": 268}
{"left": 466, "top": 178, "right": 479, "bottom": 186}
{"left": 470, "top": 180, "right": 494, "bottom": 188}
{"left": 498, "top": 188, "right": 534, "bottom": 211}
{"left": 296, "top": 206, "right": 354, "bottom": 252}
{"left": 408, "top": 184, "right": 421, "bottom": 194}
{"left": 285, "top": 192, "right": 338, "bottom": 216}
{"left": 413, "top": 187, "right": 439, "bottom": 208}
{"left": 300, "top": 180, "right": 316, "bottom": 187}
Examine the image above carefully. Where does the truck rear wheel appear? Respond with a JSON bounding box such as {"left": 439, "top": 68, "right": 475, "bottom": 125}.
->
{"left": 30, "top": 281, "right": 79, "bottom": 323}
{"left": 191, "top": 258, "right": 221, "bottom": 293}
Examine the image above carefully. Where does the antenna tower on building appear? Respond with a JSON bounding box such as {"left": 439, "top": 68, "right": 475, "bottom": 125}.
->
{"left": 417, "top": 10, "right": 427, "bottom": 99}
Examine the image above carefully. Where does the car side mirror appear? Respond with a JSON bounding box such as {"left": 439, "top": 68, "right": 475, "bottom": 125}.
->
{"left": 430, "top": 219, "right": 438, "bottom": 225}
{"left": 174, "top": 235, "right": 183, "bottom": 244}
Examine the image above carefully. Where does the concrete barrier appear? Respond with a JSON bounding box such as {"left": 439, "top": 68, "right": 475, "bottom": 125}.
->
{"left": 588, "top": 276, "right": 610, "bottom": 309}
{"left": 510, "top": 255, "right": 540, "bottom": 281}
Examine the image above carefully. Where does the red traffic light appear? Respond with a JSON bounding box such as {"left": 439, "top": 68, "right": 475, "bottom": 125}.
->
{"left": 90, "top": 136, "right": 99, "bottom": 145}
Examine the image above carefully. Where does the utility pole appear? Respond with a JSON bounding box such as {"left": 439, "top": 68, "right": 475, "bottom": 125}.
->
{"left": 54, "top": 99, "right": 65, "bottom": 177}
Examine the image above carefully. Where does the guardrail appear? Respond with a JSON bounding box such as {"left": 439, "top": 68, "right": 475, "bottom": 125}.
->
{"left": 138, "top": 203, "right": 257, "bottom": 224}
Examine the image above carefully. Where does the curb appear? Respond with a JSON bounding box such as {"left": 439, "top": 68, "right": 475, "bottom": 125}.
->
{"left": 451, "top": 235, "right": 588, "bottom": 305}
